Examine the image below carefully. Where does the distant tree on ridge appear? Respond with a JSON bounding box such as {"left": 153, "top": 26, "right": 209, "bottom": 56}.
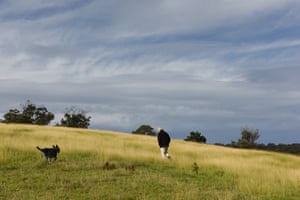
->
{"left": 132, "top": 125, "right": 156, "bottom": 136}
{"left": 2, "top": 100, "right": 54, "bottom": 125}
{"left": 57, "top": 106, "right": 91, "bottom": 128}
{"left": 184, "top": 131, "right": 207, "bottom": 143}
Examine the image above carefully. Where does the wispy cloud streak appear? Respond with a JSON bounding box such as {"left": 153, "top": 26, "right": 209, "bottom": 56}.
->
{"left": 1, "top": 0, "right": 300, "bottom": 143}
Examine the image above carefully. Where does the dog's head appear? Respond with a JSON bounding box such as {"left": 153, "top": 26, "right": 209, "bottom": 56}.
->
{"left": 52, "top": 144, "right": 60, "bottom": 153}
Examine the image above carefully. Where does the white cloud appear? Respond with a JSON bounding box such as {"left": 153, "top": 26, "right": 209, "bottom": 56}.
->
{"left": 1, "top": 0, "right": 300, "bottom": 143}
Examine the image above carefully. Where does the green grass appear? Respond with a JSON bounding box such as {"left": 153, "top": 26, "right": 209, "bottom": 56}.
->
{"left": 1, "top": 124, "right": 300, "bottom": 199}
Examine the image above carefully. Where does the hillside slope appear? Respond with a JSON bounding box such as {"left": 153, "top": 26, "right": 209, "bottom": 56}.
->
{"left": 1, "top": 124, "right": 300, "bottom": 199}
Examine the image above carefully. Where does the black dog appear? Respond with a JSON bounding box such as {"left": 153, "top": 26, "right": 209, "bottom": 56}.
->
{"left": 36, "top": 145, "right": 60, "bottom": 161}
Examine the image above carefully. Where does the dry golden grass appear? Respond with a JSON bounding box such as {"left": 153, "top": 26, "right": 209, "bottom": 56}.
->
{"left": 1, "top": 123, "right": 300, "bottom": 199}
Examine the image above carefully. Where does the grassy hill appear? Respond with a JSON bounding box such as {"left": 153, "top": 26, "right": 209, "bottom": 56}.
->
{"left": 0, "top": 123, "right": 300, "bottom": 200}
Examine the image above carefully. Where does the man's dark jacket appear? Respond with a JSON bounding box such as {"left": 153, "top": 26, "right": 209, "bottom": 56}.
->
{"left": 157, "top": 130, "right": 171, "bottom": 147}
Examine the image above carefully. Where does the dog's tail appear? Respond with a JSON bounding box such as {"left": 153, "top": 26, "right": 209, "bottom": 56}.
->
{"left": 36, "top": 146, "right": 42, "bottom": 151}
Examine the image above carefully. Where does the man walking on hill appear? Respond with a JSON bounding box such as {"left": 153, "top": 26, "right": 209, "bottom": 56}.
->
{"left": 157, "top": 128, "right": 171, "bottom": 159}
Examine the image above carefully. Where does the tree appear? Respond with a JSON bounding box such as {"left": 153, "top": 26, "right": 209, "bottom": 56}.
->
{"left": 184, "top": 131, "right": 207, "bottom": 143}
{"left": 2, "top": 100, "right": 54, "bottom": 125}
{"left": 132, "top": 125, "right": 156, "bottom": 136}
{"left": 237, "top": 127, "right": 260, "bottom": 148}
{"left": 58, "top": 107, "right": 91, "bottom": 128}
{"left": 3, "top": 109, "right": 22, "bottom": 123}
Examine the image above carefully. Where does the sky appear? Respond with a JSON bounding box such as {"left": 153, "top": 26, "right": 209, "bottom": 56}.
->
{"left": 1, "top": 0, "right": 300, "bottom": 144}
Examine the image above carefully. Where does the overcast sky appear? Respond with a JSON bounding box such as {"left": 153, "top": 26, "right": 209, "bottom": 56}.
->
{"left": 1, "top": 0, "right": 300, "bottom": 144}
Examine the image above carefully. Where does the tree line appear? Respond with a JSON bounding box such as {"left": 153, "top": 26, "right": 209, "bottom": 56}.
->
{"left": 1, "top": 100, "right": 91, "bottom": 128}
{"left": 133, "top": 125, "right": 300, "bottom": 155}
{"left": 132, "top": 124, "right": 207, "bottom": 143}
{"left": 2, "top": 101, "right": 299, "bottom": 155}
{"left": 215, "top": 127, "right": 300, "bottom": 155}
